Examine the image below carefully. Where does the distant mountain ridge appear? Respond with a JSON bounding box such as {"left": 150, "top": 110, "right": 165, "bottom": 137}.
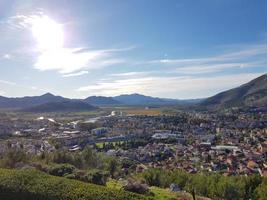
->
{"left": 201, "top": 73, "right": 267, "bottom": 109}
{"left": 0, "top": 93, "right": 202, "bottom": 109}
{"left": 113, "top": 93, "right": 202, "bottom": 105}
{"left": 24, "top": 101, "right": 97, "bottom": 113}
{"left": 84, "top": 96, "right": 121, "bottom": 106}
{"left": 1, "top": 73, "right": 266, "bottom": 112}
{"left": 113, "top": 93, "right": 166, "bottom": 105}
{"left": 0, "top": 93, "right": 67, "bottom": 108}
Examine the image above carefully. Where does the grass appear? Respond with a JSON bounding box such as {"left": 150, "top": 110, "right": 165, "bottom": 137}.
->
{"left": 0, "top": 168, "right": 151, "bottom": 200}
{"left": 107, "top": 180, "right": 194, "bottom": 200}
{"left": 150, "top": 186, "right": 179, "bottom": 200}
{"left": 106, "top": 179, "right": 125, "bottom": 190}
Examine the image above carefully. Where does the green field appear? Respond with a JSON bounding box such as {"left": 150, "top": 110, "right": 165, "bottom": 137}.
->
{"left": 107, "top": 180, "right": 195, "bottom": 200}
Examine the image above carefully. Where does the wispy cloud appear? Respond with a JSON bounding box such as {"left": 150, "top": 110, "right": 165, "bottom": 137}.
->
{"left": 0, "top": 79, "right": 46, "bottom": 93}
{"left": 62, "top": 70, "right": 89, "bottom": 77}
{"left": 172, "top": 62, "right": 259, "bottom": 75}
{"left": 110, "top": 71, "right": 150, "bottom": 77}
{"left": 76, "top": 73, "right": 263, "bottom": 98}
{"left": 148, "top": 44, "right": 267, "bottom": 75}
{"left": 34, "top": 47, "right": 126, "bottom": 74}
{"left": 1, "top": 12, "right": 44, "bottom": 30}
{"left": 151, "top": 44, "right": 267, "bottom": 65}
{"left": 0, "top": 80, "right": 16, "bottom": 85}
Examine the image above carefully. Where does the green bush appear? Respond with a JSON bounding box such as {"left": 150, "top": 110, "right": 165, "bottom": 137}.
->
{"left": 139, "top": 168, "right": 264, "bottom": 200}
{"left": 48, "top": 164, "right": 76, "bottom": 177}
{"left": 123, "top": 178, "right": 150, "bottom": 194}
{"left": 86, "top": 169, "right": 109, "bottom": 185}
{"left": 0, "top": 168, "right": 151, "bottom": 200}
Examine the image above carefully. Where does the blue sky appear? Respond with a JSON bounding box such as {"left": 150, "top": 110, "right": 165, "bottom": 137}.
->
{"left": 0, "top": 0, "right": 266, "bottom": 99}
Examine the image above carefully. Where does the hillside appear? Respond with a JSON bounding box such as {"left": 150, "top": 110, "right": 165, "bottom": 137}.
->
{"left": 24, "top": 101, "right": 97, "bottom": 112}
{"left": 201, "top": 73, "right": 267, "bottom": 109}
{"left": 113, "top": 94, "right": 165, "bottom": 105}
{"left": 0, "top": 168, "right": 150, "bottom": 200}
{"left": 84, "top": 96, "right": 121, "bottom": 106}
{"left": 113, "top": 93, "right": 188, "bottom": 105}
{"left": 0, "top": 93, "right": 68, "bottom": 108}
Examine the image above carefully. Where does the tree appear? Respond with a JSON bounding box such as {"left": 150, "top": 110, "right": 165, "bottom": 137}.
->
{"left": 108, "top": 158, "right": 118, "bottom": 178}
{"left": 216, "top": 178, "right": 240, "bottom": 200}
{"left": 1, "top": 149, "right": 27, "bottom": 168}
{"left": 86, "top": 170, "right": 108, "bottom": 185}
{"left": 82, "top": 146, "right": 98, "bottom": 168}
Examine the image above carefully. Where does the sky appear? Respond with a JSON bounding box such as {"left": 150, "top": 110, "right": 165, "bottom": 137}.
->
{"left": 0, "top": 0, "right": 266, "bottom": 99}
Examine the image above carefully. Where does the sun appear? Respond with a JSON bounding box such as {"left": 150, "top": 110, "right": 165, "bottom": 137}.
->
{"left": 31, "top": 15, "right": 64, "bottom": 50}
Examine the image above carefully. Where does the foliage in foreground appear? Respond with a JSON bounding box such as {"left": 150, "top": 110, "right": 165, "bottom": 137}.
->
{"left": 139, "top": 168, "right": 267, "bottom": 200}
{"left": 0, "top": 168, "right": 151, "bottom": 200}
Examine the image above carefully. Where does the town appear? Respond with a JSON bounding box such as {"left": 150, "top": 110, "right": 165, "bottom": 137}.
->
{"left": 1, "top": 106, "right": 266, "bottom": 177}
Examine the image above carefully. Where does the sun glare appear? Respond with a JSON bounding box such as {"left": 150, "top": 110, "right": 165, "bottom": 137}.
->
{"left": 32, "top": 16, "right": 63, "bottom": 50}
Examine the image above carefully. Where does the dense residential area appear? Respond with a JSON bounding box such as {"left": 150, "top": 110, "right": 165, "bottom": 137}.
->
{"left": 0, "top": 107, "right": 266, "bottom": 177}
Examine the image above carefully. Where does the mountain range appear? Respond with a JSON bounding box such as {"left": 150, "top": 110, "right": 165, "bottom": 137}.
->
{"left": 0, "top": 93, "right": 202, "bottom": 111}
{"left": 0, "top": 73, "right": 266, "bottom": 112}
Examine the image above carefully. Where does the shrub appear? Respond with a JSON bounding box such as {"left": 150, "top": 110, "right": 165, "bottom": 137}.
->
{"left": 48, "top": 164, "right": 76, "bottom": 177}
{"left": 123, "top": 178, "right": 150, "bottom": 194}
{"left": 139, "top": 168, "right": 263, "bottom": 200}
{"left": 86, "top": 170, "right": 109, "bottom": 185}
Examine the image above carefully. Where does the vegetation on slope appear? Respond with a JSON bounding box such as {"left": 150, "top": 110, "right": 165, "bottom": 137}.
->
{"left": 201, "top": 73, "right": 267, "bottom": 109}
{"left": 0, "top": 168, "right": 151, "bottom": 200}
{"left": 138, "top": 168, "right": 267, "bottom": 200}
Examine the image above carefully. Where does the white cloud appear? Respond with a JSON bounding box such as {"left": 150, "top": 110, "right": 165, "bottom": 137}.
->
{"left": 76, "top": 73, "right": 263, "bottom": 99}
{"left": 62, "top": 70, "right": 89, "bottom": 77}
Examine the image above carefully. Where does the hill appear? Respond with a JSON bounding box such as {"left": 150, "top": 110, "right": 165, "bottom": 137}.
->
{"left": 24, "top": 101, "right": 97, "bottom": 113}
{"left": 113, "top": 93, "right": 165, "bottom": 105}
{"left": 201, "top": 73, "right": 267, "bottom": 109}
{"left": 84, "top": 96, "right": 121, "bottom": 106}
{"left": 113, "top": 93, "right": 202, "bottom": 106}
{"left": 113, "top": 93, "right": 182, "bottom": 105}
{"left": 0, "top": 168, "right": 150, "bottom": 200}
{"left": 0, "top": 93, "right": 68, "bottom": 109}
